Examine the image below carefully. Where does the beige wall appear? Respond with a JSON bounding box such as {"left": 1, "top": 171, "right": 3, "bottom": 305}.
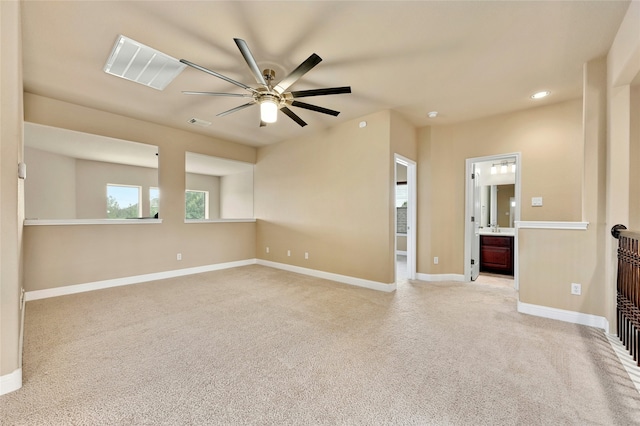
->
{"left": 24, "top": 147, "right": 76, "bottom": 220}
{"left": 417, "top": 99, "right": 583, "bottom": 275}
{"left": 255, "top": 111, "right": 395, "bottom": 284}
{"left": 518, "top": 228, "right": 606, "bottom": 314}
{"left": 1, "top": 0, "right": 24, "bottom": 380}
{"left": 76, "top": 160, "right": 158, "bottom": 219}
{"left": 22, "top": 94, "right": 257, "bottom": 291}
{"left": 221, "top": 171, "right": 254, "bottom": 218}
{"left": 605, "top": 1, "right": 640, "bottom": 326}
{"left": 496, "top": 184, "right": 514, "bottom": 228}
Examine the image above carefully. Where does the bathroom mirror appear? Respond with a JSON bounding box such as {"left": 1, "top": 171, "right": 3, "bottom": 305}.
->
{"left": 185, "top": 152, "right": 254, "bottom": 220}
{"left": 481, "top": 184, "right": 515, "bottom": 228}
{"left": 476, "top": 157, "right": 516, "bottom": 229}
{"left": 24, "top": 122, "right": 159, "bottom": 220}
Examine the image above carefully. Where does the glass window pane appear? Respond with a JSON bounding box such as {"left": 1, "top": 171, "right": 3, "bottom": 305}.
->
{"left": 107, "top": 184, "right": 141, "bottom": 218}
{"left": 185, "top": 190, "right": 208, "bottom": 219}
{"left": 396, "top": 183, "right": 408, "bottom": 207}
{"left": 150, "top": 187, "right": 159, "bottom": 217}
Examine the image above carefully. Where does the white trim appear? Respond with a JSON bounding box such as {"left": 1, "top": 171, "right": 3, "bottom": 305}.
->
{"left": 606, "top": 334, "right": 640, "bottom": 395}
{"left": 517, "top": 300, "right": 609, "bottom": 332}
{"left": 256, "top": 259, "right": 396, "bottom": 293}
{"left": 396, "top": 250, "right": 408, "bottom": 256}
{"left": 415, "top": 273, "right": 466, "bottom": 282}
{"left": 24, "top": 219, "right": 162, "bottom": 226}
{"left": 184, "top": 218, "right": 256, "bottom": 223}
{"left": 515, "top": 221, "right": 589, "bottom": 230}
{"left": 0, "top": 368, "right": 22, "bottom": 395}
{"left": 394, "top": 153, "right": 417, "bottom": 281}
{"left": 25, "top": 259, "right": 256, "bottom": 301}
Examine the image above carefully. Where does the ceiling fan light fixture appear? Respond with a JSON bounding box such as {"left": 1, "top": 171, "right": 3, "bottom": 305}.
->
{"left": 260, "top": 96, "right": 279, "bottom": 123}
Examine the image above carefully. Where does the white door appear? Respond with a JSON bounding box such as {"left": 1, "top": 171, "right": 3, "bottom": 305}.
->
{"left": 471, "top": 163, "right": 480, "bottom": 281}
{"left": 395, "top": 155, "right": 416, "bottom": 282}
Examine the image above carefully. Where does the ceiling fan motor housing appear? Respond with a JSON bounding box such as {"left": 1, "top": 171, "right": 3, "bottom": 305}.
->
{"left": 263, "top": 69, "right": 276, "bottom": 83}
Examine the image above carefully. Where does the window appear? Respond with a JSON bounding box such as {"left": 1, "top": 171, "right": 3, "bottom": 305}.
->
{"left": 396, "top": 182, "right": 408, "bottom": 234}
{"left": 107, "top": 184, "right": 141, "bottom": 218}
{"left": 185, "top": 190, "right": 209, "bottom": 219}
{"left": 396, "top": 182, "right": 408, "bottom": 208}
{"left": 150, "top": 187, "right": 159, "bottom": 217}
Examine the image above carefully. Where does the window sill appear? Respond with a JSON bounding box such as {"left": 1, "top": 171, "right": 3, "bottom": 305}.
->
{"left": 184, "top": 219, "right": 256, "bottom": 223}
{"left": 24, "top": 219, "right": 163, "bottom": 226}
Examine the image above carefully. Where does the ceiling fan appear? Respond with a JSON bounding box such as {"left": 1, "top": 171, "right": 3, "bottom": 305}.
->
{"left": 180, "top": 38, "right": 351, "bottom": 127}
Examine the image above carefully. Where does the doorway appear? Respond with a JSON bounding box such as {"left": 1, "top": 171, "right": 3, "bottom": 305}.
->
{"left": 464, "top": 153, "right": 520, "bottom": 288}
{"left": 395, "top": 155, "right": 416, "bottom": 284}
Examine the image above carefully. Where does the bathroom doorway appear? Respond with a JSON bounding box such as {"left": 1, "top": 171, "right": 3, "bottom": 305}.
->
{"left": 464, "top": 153, "right": 520, "bottom": 288}
{"left": 395, "top": 154, "right": 416, "bottom": 284}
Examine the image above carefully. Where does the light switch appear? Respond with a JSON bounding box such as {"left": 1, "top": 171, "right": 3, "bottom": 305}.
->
{"left": 531, "top": 197, "right": 543, "bottom": 207}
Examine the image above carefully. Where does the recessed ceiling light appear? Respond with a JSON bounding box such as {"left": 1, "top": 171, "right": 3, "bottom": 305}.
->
{"left": 359, "top": 121, "right": 367, "bottom": 128}
{"left": 531, "top": 91, "right": 550, "bottom": 99}
{"left": 427, "top": 111, "right": 438, "bottom": 118}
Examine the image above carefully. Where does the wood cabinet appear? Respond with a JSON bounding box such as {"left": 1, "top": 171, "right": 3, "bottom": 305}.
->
{"left": 480, "top": 235, "right": 514, "bottom": 276}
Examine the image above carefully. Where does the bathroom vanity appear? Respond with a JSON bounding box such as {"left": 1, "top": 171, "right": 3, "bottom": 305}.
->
{"left": 479, "top": 230, "right": 514, "bottom": 276}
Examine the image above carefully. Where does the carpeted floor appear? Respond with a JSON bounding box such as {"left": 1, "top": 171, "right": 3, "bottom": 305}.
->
{"left": 2, "top": 264, "right": 640, "bottom": 425}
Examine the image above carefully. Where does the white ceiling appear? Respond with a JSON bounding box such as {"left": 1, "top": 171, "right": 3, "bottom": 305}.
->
{"left": 20, "top": 1, "right": 630, "bottom": 148}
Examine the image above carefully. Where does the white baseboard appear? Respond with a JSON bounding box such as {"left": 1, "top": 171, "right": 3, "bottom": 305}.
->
{"left": 0, "top": 368, "right": 22, "bottom": 395}
{"left": 517, "top": 300, "right": 609, "bottom": 332}
{"left": 415, "top": 273, "right": 466, "bottom": 282}
{"left": 25, "top": 259, "right": 257, "bottom": 301}
{"left": 256, "top": 259, "right": 396, "bottom": 293}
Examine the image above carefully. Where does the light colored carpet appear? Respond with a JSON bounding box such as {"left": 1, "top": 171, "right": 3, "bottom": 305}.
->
{"left": 2, "top": 264, "right": 640, "bottom": 425}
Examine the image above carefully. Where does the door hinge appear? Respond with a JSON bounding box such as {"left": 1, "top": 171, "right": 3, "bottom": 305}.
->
{"left": 471, "top": 216, "right": 475, "bottom": 222}
{"left": 471, "top": 259, "right": 475, "bottom": 265}
{"left": 471, "top": 173, "right": 475, "bottom": 179}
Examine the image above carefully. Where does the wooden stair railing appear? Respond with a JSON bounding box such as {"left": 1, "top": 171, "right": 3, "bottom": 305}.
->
{"left": 612, "top": 224, "right": 640, "bottom": 366}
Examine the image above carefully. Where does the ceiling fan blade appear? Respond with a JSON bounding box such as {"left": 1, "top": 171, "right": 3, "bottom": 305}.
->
{"left": 216, "top": 102, "right": 255, "bottom": 117}
{"left": 180, "top": 59, "right": 258, "bottom": 94}
{"left": 274, "top": 53, "right": 322, "bottom": 95}
{"left": 280, "top": 106, "right": 307, "bottom": 127}
{"left": 291, "top": 86, "right": 352, "bottom": 98}
{"left": 291, "top": 100, "right": 340, "bottom": 117}
{"left": 234, "top": 38, "right": 267, "bottom": 86}
{"left": 182, "top": 91, "right": 253, "bottom": 97}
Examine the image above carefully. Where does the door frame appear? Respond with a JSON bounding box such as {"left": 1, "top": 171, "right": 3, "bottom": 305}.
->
{"left": 395, "top": 154, "right": 417, "bottom": 281}
{"left": 464, "top": 153, "right": 521, "bottom": 288}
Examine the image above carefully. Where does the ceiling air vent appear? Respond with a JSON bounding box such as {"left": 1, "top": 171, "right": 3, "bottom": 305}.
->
{"left": 188, "top": 117, "right": 212, "bottom": 127}
{"left": 104, "top": 35, "right": 186, "bottom": 90}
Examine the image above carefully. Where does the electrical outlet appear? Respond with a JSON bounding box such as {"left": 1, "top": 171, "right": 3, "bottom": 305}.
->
{"left": 571, "top": 283, "right": 581, "bottom": 295}
{"left": 434, "top": 256, "right": 439, "bottom": 265}
{"left": 287, "top": 250, "right": 291, "bottom": 257}
{"left": 266, "top": 246, "right": 270, "bottom": 254}
{"left": 305, "top": 252, "right": 309, "bottom": 260}
{"left": 177, "top": 253, "right": 182, "bottom": 261}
